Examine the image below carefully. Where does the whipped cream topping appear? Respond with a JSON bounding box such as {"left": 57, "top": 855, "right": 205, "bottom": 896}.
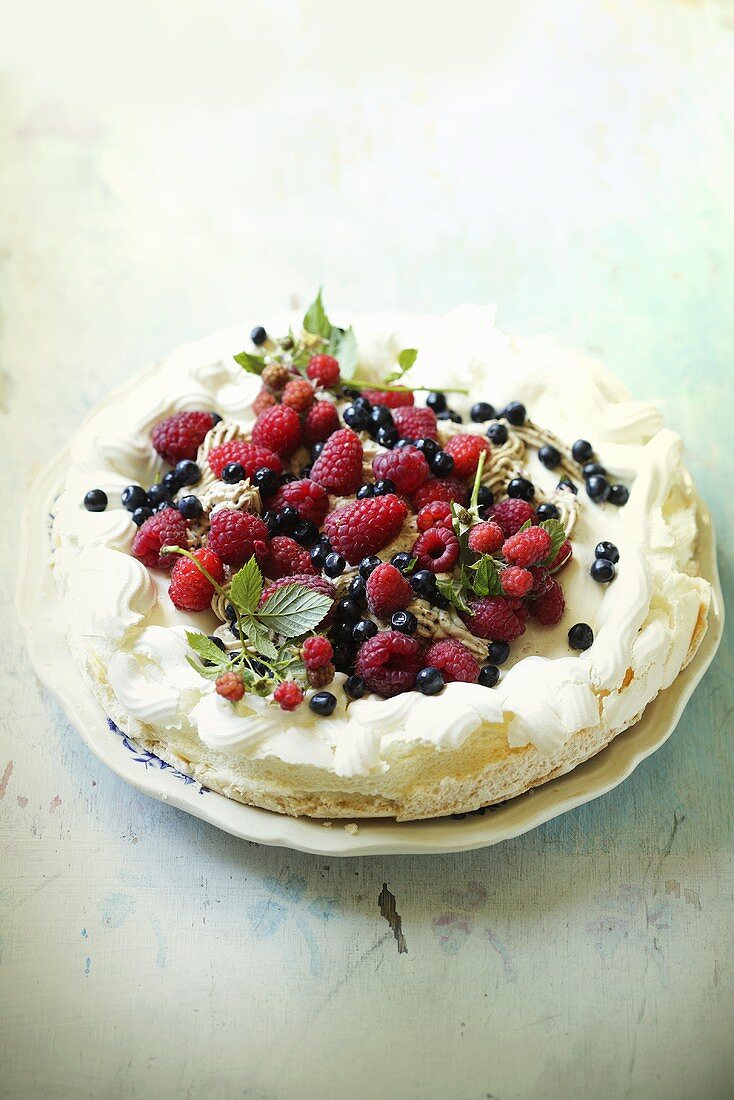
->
{"left": 52, "top": 307, "right": 710, "bottom": 778}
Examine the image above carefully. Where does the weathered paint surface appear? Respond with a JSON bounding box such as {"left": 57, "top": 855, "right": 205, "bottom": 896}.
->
{"left": 1, "top": 1, "right": 733, "bottom": 1097}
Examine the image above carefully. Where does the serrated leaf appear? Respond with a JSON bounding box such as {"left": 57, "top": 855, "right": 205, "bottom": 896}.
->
{"left": 240, "top": 617, "right": 279, "bottom": 660}
{"left": 470, "top": 555, "right": 503, "bottom": 597}
{"left": 186, "top": 655, "right": 226, "bottom": 681}
{"left": 436, "top": 576, "right": 472, "bottom": 614}
{"left": 517, "top": 518, "right": 533, "bottom": 534}
{"left": 538, "top": 518, "right": 567, "bottom": 566}
{"left": 331, "top": 325, "right": 359, "bottom": 376}
{"left": 229, "top": 557, "right": 263, "bottom": 614}
{"left": 303, "top": 288, "right": 332, "bottom": 339}
{"left": 186, "top": 631, "right": 230, "bottom": 666}
{"left": 234, "top": 350, "right": 267, "bottom": 375}
{"left": 258, "top": 582, "right": 333, "bottom": 638}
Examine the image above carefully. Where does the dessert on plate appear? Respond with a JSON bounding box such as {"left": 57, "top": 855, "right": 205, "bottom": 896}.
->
{"left": 52, "top": 294, "right": 711, "bottom": 819}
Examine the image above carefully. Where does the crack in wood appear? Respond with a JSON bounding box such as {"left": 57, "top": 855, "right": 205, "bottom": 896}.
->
{"left": 378, "top": 883, "right": 408, "bottom": 954}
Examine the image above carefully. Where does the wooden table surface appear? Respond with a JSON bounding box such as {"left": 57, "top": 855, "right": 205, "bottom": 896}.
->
{"left": 2, "top": 2, "right": 732, "bottom": 1097}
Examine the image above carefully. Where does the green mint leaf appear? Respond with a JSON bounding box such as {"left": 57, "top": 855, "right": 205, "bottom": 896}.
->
{"left": 185, "top": 631, "right": 230, "bottom": 666}
{"left": 397, "top": 347, "right": 418, "bottom": 373}
{"left": 539, "top": 518, "right": 567, "bottom": 566}
{"left": 258, "top": 582, "right": 333, "bottom": 638}
{"left": 234, "top": 350, "right": 267, "bottom": 376}
{"left": 229, "top": 557, "right": 264, "bottom": 614}
{"left": 185, "top": 655, "right": 225, "bottom": 681}
{"left": 240, "top": 617, "right": 279, "bottom": 660}
{"left": 436, "top": 576, "right": 472, "bottom": 614}
{"left": 303, "top": 288, "right": 332, "bottom": 339}
{"left": 331, "top": 325, "right": 359, "bottom": 376}
{"left": 516, "top": 518, "right": 533, "bottom": 534}
{"left": 470, "top": 555, "right": 503, "bottom": 597}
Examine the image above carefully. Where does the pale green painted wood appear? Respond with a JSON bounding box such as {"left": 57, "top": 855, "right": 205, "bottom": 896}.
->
{"left": 1, "top": 2, "right": 732, "bottom": 1098}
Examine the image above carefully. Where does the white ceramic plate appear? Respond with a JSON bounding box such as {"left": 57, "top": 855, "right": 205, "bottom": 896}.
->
{"left": 18, "top": 449, "right": 724, "bottom": 856}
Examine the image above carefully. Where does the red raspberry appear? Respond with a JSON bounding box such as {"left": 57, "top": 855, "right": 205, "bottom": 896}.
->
{"left": 410, "top": 477, "right": 468, "bottom": 511}
{"left": 208, "top": 440, "right": 283, "bottom": 480}
{"left": 528, "top": 565, "right": 552, "bottom": 598}
{"left": 324, "top": 494, "right": 408, "bottom": 564}
{"left": 355, "top": 630, "right": 423, "bottom": 697}
{"left": 252, "top": 405, "right": 302, "bottom": 458}
{"left": 253, "top": 388, "right": 277, "bottom": 416}
{"left": 489, "top": 498, "right": 535, "bottom": 537}
{"left": 467, "top": 521, "right": 504, "bottom": 554}
{"left": 444, "top": 434, "right": 492, "bottom": 480}
{"left": 530, "top": 579, "right": 566, "bottom": 626}
{"left": 412, "top": 527, "right": 461, "bottom": 573}
{"left": 216, "top": 671, "right": 245, "bottom": 701}
{"left": 151, "top": 411, "right": 215, "bottom": 465}
{"left": 548, "top": 538, "right": 573, "bottom": 573}
{"left": 307, "top": 354, "right": 340, "bottom": 388}
{"left": 302, "top": 636, "right": 334, "bottom": 670}
{"left": 282, "top": 377, "right": 316, "bottom": 414}
{"left": 501, "top": 566, "right": 533, "bottom": 597}
{"left": 460, "top": 595, "right": 528, "bottom": 641}
{"left": 260, "top": 575, "right": 335, "bottom": 627}
{"left": 417, "top": 500, "right": 454, "bottom": 532}
{"left": 310, "top": 428, "right": 363, "bottom": 496}
{"left": 169, "top": 548, "right": 224, "bottom": 612}
{"left": 273, "top": 681, "right": 304, "bottom": 710}
{"left": 303, "top": 400, "right": 340, "bottom": 446}
{"left": 271, "top": 478, "right": 330, "bottom": 526}
{"left": 423, "top": 639, "right": 480, "bottom": 684}
{"left": 502, "top": 526, "right": 552, "bottom": 567}
{"left": 131, "top": 509, "right": 188, "bottom": 569}
{"left": 393, "top": 406, "right": 438, "bottom": 441}
{"left": 372, "top": 446, "right": 430, "bottom": 494}
{"left": 362, "top": 389, "right": 414, "bottom": 408}
{"left": 366, "top": 562, "right": 412, "bottom": 619}
{"left": 264, "top": 535, "right": 315, "bottom": 579}
{"left": 207, "top": 509, "right": 270, "bottom": 567}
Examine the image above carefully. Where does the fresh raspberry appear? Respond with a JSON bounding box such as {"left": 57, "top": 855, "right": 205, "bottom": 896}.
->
{"left": 303, "top": 400, "right": 341, "bottom": 446}
{"left": 416, "top": 500, "right": 454, "bottom": 532}
{"left": 354, "top": 630, "right": 423, "bottom": 697}
{"left": 548, "top": 538, "right": 573, "bottom": 573}
{"left": 310, "top": 428, "right": 363, "bottom": 496}
{"left": 216, "top": 671, "right": 245, "bottom": 701}
{"left": 260, "top": 575, "right": 335, "bottom": 627}
{"left": 302, "top": 635, "right": 334, "bottom": 670}
{"left": 132, "top": 509, "right": 188, "bottom": 569}
{"left": 467, "top": 521, "right": 504, "bottom": 554}
{"left": 307, "top": 663, "right": 336, "bottom": 689}
{"left": 273, "top": 681, "right": 304, "bottom": 711}
{"left": 324, "top": 494, "right": 408, "bottom": 564}
{"left": 207, "top": 509, "right": 270, "bottom": 567}
{"left": 306, "top": 354, "right": 340, "bottom": 388}
{"left": 501, "top": 566, "right": 533, "bottom": 597}
{"left": 502, "top": 526, "right": 552, "bottom": 567}
{"left": 444, "top": 434, "right": 492, "bottom": 480}
{"left": 393, "top": 406, "right": 438, "bottom": 441}
{"left": 208, "top": 440, "right": 283, "bottom": 480}
{"left": 264, "top": 535, "right": 315, "bottom": 579}
{"left": 412, "top": 527, "right": 461, "bottom": 573}
{"left": 528, "top": 565, "right": 552, "bottom": 598}
{"left": 282, "top": 377, "right": 316, "bottom": 414}
{"left": 169, "top": 548, "right": 224, "bottom": 612}
{"left": 410, "top": 477, "right": 469, "bottom": 511}
{"left": 271, "top": 478, "right": 330, "bottom": 526}
{"left": 423, "top": 639, "right": 480, "bottom": 683}
{"left": 261, "top": 363, "right": 290, "bottom": 391}
{"left": 372, "top": 446, "right": 430, "bottom": 494}
{"left": 529, "top": 579, "right": 566, "bottom": 626}
{"left": 362, "top": 389, "right": 414, "bottom": 408}
{"left": 252, "top": 405, "right": 302, "bottom": 458}
{"left": 460, "top": 595, "right": 528, "bottom": 641}
{"left": 151, "top": 411, "right": 216, "bottom": 465}
{"left": 489, "top": 498, "right": 535, "bottom": 537}
{"left": 366, "top": 562, "right": 412, "bottom": 619}
{"left": 253, "top": 388, "right": 277, "bottom": 416}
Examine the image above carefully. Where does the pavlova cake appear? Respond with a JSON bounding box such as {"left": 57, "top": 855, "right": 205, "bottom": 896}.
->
{"left": 51, "top": 294, "right": 711, "bottom": 819}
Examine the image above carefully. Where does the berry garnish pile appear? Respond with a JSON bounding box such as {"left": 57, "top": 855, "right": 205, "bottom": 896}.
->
{"left": 82, "top": 290, "right": 628, "bottom": 713}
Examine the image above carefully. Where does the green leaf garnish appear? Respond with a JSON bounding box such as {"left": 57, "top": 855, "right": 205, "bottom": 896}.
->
{"left": 469, "top": 555, "right": 503, "bottom": 597}
{"left": 234, "top": 350, "right": 267, "bottom": 375}
{"left": 538, "top": 518, "right": 567, "bottom": 566}
{"left": 258, "top": 582, "right": 333, "bottom": 638}
{"left": 239, "top": 618, "right": 279, "bottom": 660}
{"left": 385, "top": 347, "right": 418, "bottom": 384}
{"left": 331, "top": 325, "right": 359, "bottom": 376}
{"left": 303, "top": 288, "right": 332, "bottom": 339}
{"left": 436, "top": 576, "right": 472, "bottom": 614}
{"left": 185, "top": 631, "right": 230, "bottom": 666}
{"left": 229, "top": 557, "right": 264, "bottom": 615}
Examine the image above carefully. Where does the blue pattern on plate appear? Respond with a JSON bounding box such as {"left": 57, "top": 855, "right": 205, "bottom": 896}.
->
{"left": 107, "top": 718, "right": 208, "bottom": 794}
